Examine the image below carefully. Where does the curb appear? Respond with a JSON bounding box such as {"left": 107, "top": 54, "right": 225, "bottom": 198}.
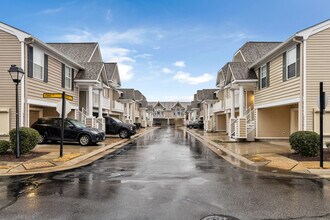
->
{"left": 0, "top": 128, "right": 157, "bottom": 176}
{"left": 183, "top": 128, "right": 330, "bottom": 179}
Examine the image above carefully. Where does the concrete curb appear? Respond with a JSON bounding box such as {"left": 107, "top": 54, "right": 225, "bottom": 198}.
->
{"left": 0, "top": 128, "right": 157, "bottom": 176}
{"left": 184, "top": 128, "right": 256, "bottom": 166}
{"left": 184, "top": 128, "right": 330, "bottom": 179}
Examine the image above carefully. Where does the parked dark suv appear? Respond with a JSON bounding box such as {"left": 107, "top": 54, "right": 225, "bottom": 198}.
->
{"left": 105, "top": 117, "right": 136, "bottom": 138}
{"left": 186, "top": 120, "right": 204, "bottom": 129}
{"left": 31, "top": 118, "right": 105, "bottom": 146}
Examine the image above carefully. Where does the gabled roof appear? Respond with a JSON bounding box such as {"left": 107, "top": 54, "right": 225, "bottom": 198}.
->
{"left": 216, "top": 63, "right": 229, "bottom": 86}
{"left": 190, "top": 101, "right": 199, "bottom": 109}
{"left": 119, "top": 88, "right": 135, "bottom": 100}
{"left": 196, "top": 89, "right": 217, "bottom": 101}
{"left": 75, "top": 62, "right": 104, "bottom": 80}
{"left": 250, "top": 19, "right": 330, "bottom": 68}
{"left": 234, "top": 42, "right": 282, "bottom": 63}
{"left": 104, "top": 63, "right": 121, "bottom": 86}
{"left": 229, "top": 62, "right": 257, "bottom": 81}
{"left": 149, "top": 102, "right": 190, "bottom": 111}
{"left": 0, "top": 22, "right": 84, "bottom": 69}
{"left": 134, "top": 90, "right": 146, "bottom": 102}
{"left": 47, "top": 42, "right": 99, "bottom": 63}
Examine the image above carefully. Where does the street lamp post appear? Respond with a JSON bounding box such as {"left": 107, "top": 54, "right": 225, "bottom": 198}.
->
{"left": 8, "top": 65, "right": 25, "bottom": 158}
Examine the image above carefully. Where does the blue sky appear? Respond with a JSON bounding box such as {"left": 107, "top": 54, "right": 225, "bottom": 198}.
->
{"left": 1, "top": 0, "right": 330, "bottom": 101}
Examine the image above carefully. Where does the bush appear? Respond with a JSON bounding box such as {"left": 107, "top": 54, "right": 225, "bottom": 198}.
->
{"left": 9, "top": 127, "right": 40, "bottom": 154}
{"left": 289, "top": 131, "right": 320, "bottom": 157}
{"left": 0, "top": 140, "right": 10, "bottom": 154}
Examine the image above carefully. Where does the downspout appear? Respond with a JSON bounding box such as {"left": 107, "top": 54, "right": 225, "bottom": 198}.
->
{"left": 293, "top": 36, "right": 305, "bottom": 131}
{"left": 20, "top": 41, "right": 25, "bottom": 126}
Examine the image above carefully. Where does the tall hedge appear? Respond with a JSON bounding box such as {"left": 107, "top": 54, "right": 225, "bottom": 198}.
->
{"left": 289, "top": 131, "right": 320, "bottom": 157}
{"left": 9, "top": 127, "right": 40, "bottom": 154}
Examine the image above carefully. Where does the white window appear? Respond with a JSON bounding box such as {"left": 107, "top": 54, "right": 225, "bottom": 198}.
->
{"left": 65, "top": 66, "right": 72, "bottom": 89}
{"left": 33, "top": 47, "right": 44, "bottom": 80}
{"left": 287, "top": 47, "right": 296, "bottom": 79}
{"left": 260, "top": 65, "right": 267, "bottom": 89}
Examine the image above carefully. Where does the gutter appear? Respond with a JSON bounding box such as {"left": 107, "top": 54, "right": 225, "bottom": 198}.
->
{"left": 249, "top": 35, "right": 303, "bottom": 69}
{"left": 232, "top": 79, "right": 258, "bottom": 84}
{"left": 26, "top": 37, "right": 85, "bottom": 70}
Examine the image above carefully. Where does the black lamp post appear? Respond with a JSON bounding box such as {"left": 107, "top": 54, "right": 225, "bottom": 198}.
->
{"left": 8, "top": 65, "right": 25, "bottom": 158}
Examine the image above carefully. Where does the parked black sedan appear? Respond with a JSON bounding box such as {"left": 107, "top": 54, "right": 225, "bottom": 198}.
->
{"left": 31, "top": 118, "right": 105, "bottom": 146}
{"left": 186, "top": 120, "right": 204, "bottom": 129}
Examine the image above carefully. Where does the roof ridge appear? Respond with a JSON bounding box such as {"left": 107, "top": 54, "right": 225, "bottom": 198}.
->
{"left": 47, "top": 42, "right": 98, "bottom": 44}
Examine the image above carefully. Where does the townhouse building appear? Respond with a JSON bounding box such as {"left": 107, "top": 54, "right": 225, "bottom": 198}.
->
{"left": 149, "top": 102, "right": 189, "bottom": 126}
{"left": 47, "top": 43, "right": 125, "bottom": 130}
{"left": 119, "top": 89, "right": 148, "bottom": 127}
{"left": 251, "top": 19, "right": 330, "bottom": 139}
{"left": 212, "top": 42, "right": 280, "bottom": 139}
{"left": 213, "top": 19, "right": 330, "bottom": 141}
{"left": 0, "top": 22, "right": 83, "bottom": 138}
{"left": 0, "top": 21, "right": 128, "bottom": 138}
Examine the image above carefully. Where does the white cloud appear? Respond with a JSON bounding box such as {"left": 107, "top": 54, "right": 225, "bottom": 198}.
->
{"left": 135, "top": 53, "right": 153, "bottom": 59}
{"left": 173, "top": 71, "right": 213, "bottom": 85}
{"left": 106, "top": 9, "right": 112, "bottom": 21}
{"left": 118, "top": 64, "right": 134, "bottom": 81}
{"left": 162, "top": 68, "right": 173, "bottom": 74}
{"left": 40, "top": 7, "right": 63, "bottom": 15}
{"left": 174, "top": 61, "right": 186, "bottom": 68}
{"left": 101, "top": 47, "right": 136, "bottom": 63}
{"left": 153, "top": 46, "right": 160, "bottom": 50}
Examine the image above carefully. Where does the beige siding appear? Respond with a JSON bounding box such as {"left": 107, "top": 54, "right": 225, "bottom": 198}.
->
{"left": 26, "top": 55, "right": 79, "bottom": 107}
{"left": 233, "top": 51, "right": 244, "bottom": 62}
{"left": 306, "top": 27, "right": 330, "bottom": 131}
{"left": 254, "top": 55, "right": 300, "bottom": 107}
{"left": 0, "top": 30, "right": 21, "bottom": 133}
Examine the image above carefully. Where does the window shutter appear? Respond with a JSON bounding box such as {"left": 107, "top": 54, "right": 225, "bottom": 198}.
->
{"left": 27, "top": 46, "right": 33, "bottom": 78}
{"left": 266, "top": 62, "right": 270, "bottom": 87}
{"left": 61, "top": 63, "right": 65, "bottom": 88}
{"left": 71, "top": 68, "right": 74, "bottom": 91}
{"left": 282, "top": 52, "right": 287, "bottom": 81}
{"left": 44, "top": 54, "right": 48, "bottom": 82}
{"left": 296, "top": 44, "right": 300, "bottom": 77}
{"left": 258, "top": 67, "right": 260, "bottom": 90}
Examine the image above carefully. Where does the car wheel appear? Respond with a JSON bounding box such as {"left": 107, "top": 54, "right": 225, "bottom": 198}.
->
{"left": 38, "top": 133, "right": 47, "bottom": 144}
{"left": 188, "top": 125, "right": 193, "bottom": 129}
{"left": 79, "top": 134, "right": 91, "bottom": 146}
{"left": 119, "top": 129, "right": 129, "bottom": 139}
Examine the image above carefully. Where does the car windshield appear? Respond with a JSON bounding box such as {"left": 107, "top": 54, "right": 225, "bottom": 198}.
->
{"left": 69, "top": 119, "right": 86, "bottom": 128}
{"left": 112, "top": 117, "right": 122, "bottom": 123}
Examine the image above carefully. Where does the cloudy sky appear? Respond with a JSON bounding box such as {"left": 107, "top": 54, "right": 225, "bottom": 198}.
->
{"left": 1, "top": 0, "right": 330, "bottom": 101}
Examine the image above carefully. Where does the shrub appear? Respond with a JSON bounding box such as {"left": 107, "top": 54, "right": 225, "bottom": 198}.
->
{"left": 289, "top": 131, "right": 320, "bottom": 157}
{"left": 9, "top": 127, "right": 40, "bottom": 154}
{"left": 0, "top": 140, "right": 10, "bottom": 154}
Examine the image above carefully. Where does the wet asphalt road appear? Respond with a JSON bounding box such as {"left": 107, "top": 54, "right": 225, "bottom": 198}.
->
{"left": 1, "top": 128, "right": 330, "bottom": 220}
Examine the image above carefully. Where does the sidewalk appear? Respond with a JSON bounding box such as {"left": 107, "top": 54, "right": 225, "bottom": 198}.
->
{"left": 185, "top": 128, "right": 330, "bottom": 178}
{"left": 0, "top": 127, "right": 156, "bottom": 176}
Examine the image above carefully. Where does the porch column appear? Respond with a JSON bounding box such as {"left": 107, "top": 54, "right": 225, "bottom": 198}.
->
{"left": 126, "top": 103, "right": 130, "bottom": 120}
{"left": 88, "top": 85, "right": 93, "bottom": 117}
{"left": 98, "top": 89, "right": 103, "bottom": 118}
{"left": 230, "top": 89, "right": 235, "bottom": 119}
{"left": 207, "top": 103, "right": 211, "bottom": 120}
{"left": 239, "top": 86, "right": 245, "bottom": 117}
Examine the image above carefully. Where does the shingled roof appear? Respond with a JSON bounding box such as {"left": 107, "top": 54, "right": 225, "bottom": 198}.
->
{"left": 75, "top": 62, "right": 104, "bottom": 80}
{"left": 235, "top": 42, "right": 282, "bottom": 63}
{"left": 196, "top": 89, "right": 217, "bottom": 101}
{"left": 119, "top": 89, "right": 135, "bottom": 100}
{"left": 104, "top": 63, "right": 121, "bottom": 86}
{"left": 48, "top": 43, "right": 98, "bottom": 63}
{"left": 216, "top": 63, "right": 229, "bottom": 86}
{"left": 225, "top": 62, "right": 257, "bottom": 85}
{"left": 149, "top": 102, "right": 190, "bottom": 111}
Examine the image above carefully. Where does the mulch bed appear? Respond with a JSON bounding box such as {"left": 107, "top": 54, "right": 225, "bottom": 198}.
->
{"left": 281, "top": 150, "right": 330, "bottom": 162}
{"left": 0, "top": 152, "right": 48, "bottom": 162}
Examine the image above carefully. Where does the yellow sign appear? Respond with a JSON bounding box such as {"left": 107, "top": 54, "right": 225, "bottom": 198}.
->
{"left": 43, "top": 93, "right": 73, "bottom": 101}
